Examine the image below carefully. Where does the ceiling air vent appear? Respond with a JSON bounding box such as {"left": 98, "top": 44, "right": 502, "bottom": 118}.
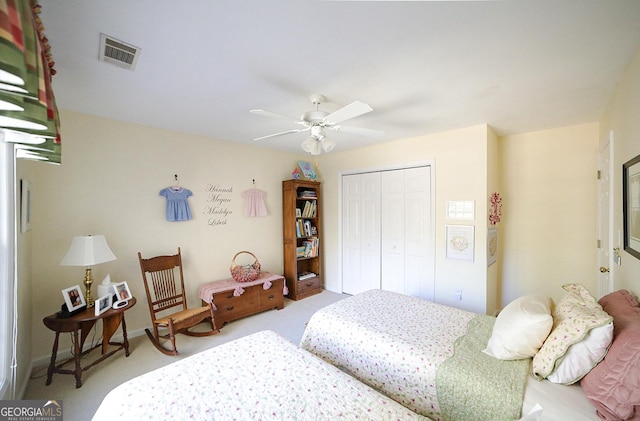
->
{"left": 99, "top": 33, "right": 141, "bottom": 70}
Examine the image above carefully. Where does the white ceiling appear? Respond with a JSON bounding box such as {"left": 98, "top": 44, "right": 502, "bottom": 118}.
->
{"left": 40, "top": 0, "right": 640, "bottom": 154}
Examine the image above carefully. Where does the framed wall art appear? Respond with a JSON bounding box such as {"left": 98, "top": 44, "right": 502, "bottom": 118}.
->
{"left": 623, "top": 154, "right": 640, "bottom": 259}
{"left": 487, "top": 227, "right": 498, "bottom": 267}
{"left": 445, "top": 225, "right": 474, "bottom": 262}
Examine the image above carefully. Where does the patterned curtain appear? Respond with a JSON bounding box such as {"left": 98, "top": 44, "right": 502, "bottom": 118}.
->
{"left": 0, "top": 0, "right": 60, "bottom": 163}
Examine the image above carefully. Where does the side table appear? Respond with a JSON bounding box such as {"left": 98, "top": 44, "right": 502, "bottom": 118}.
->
{"left": 42, "top": 297, "right": 136, "bottom": 388}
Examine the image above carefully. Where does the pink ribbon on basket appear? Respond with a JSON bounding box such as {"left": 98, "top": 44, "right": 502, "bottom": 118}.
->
{"left": 233, "top": 286, "right": 245, "bottom": 297}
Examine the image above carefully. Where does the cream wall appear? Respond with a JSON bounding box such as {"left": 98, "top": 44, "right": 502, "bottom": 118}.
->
{"left": 600, "top": 44, "right": 640, "bottom": 293}
{"left": 486, "top": 126, "right": 500, "bottom": 314}
{"left": 318, "top": 124, "right": 495, "bottom": 314}
{"left": 23, "top": 113, "right": 606, "bottom": 366}
{"left": 499, "top": 123, "right": 599, "bottom": 305}
{"left": 28, "top": 110, "right": 306, "bottom": 361}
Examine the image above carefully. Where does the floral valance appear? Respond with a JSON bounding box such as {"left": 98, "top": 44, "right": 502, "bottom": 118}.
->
{"left": 0, "top": 0, "right": 60, "bottom": 163}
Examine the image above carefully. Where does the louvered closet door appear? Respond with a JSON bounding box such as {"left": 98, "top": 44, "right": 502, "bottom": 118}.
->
{"left": 342, "top": 172, "right": 381, "bottom": 295}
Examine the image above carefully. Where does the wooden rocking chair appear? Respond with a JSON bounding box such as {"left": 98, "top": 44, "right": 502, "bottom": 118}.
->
{"left": 138, "top": 248, "right": 218, "bottom": 355}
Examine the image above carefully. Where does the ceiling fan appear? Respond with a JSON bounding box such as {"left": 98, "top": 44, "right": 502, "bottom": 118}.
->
{"left": 250, "top": 94, "right": 384, "bottom": 155}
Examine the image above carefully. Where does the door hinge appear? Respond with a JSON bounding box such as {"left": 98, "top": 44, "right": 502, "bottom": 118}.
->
{"left": 597, "top": 170, "right": 601, "bottom": 180}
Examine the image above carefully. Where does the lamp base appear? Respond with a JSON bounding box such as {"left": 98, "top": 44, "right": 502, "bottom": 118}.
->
{"left": 83, "top": 268, "right": 95, "bottom": 308}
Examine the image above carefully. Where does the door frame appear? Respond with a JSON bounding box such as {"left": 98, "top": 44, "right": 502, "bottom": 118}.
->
{"left": 338, "top": 160, "right": 436, "bottom": 295}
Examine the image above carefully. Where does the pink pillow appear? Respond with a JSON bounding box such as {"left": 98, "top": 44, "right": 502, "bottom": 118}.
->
{"left": 580, "top": 290, "right": 640, "bottom": 421}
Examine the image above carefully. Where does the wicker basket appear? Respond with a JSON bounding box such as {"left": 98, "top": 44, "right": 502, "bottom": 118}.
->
{"left": 230, "top": 251, "right": 261, "bottom": 283}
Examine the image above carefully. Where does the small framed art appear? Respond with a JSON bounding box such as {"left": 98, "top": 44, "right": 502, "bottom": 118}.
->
{"left": 61, "top": 285, "right": 86, "bottom": 312}
{"left": 487, "top": 227, "right": 498, "bottom": 267}
{"left": 445, "top": 225, "right": 475, "bottom": 262}
{"left": 95, "top": 294, "right": 113, "bottom": 316}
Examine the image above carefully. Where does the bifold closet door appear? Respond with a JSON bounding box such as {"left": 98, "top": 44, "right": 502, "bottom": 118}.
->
{"left": 342, "top": 166, "right": 434, "bottom": 300}
{"left": 381, "top": 166, "right": 434, "bottom": 301}
{"left": 342, "top": 172, "right": 381, "bottom": 295}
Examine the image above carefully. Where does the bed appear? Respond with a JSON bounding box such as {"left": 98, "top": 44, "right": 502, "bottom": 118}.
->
{"left": 92, "top": 330, "right": 428, "bottom": 421}
{"left": 300, "top": 288, "right": 615, "bottom": 421}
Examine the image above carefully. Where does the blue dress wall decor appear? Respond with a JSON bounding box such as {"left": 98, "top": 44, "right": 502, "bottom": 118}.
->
{"left": 159, "top": 187, "right": 193, "bottom": 221}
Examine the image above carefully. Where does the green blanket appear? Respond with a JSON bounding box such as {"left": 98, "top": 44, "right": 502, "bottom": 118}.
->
{"left": 436, "top": 315, "right": 530, "bottom": 421}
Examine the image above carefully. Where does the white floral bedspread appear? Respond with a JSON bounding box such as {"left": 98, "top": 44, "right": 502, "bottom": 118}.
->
{"left": 300, "top": 289, "right": 476, "bottom": 420}
{"left": 92, "top": 330, "right": 428, "bottom": 421}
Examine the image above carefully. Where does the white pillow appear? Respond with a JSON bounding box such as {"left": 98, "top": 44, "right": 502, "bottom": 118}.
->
{"left": 484, "top": 294, "right": 553, "bottom": 360}
{"left": 546, "top": 321, "right": 613, "bottom": 384}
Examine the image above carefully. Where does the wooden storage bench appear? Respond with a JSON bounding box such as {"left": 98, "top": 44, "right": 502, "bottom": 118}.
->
{"left": 198, "top": 272, "right": 285, "bottom": 327}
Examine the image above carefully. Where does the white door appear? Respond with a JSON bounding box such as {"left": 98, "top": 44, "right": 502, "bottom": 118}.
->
{"left": 381, "top": 167, "right": 433, "bottom": 300}
{"left": 342, "top": 172, "right": 381, "bottom": 295}
{"left": 381, "top": 170, "right": 405, "bottom": 294}
{"left": 402, "top": 167, "right": 434, "bottom": 300}
{"left": 597, "top": 135, "right": 613, "bottom": 298}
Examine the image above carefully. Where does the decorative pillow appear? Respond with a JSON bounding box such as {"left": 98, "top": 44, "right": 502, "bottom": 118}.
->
{"left": 483, "top": 294, "right": 553, "bottom": 360}
{"left": 546, "top": 321, "right": 613, "bottom": 384}
{"left": 581, "top": 289, "right": 640, "bottom": 421}
{"left": 532, "top": 284, "right": 612, "bottom": 379}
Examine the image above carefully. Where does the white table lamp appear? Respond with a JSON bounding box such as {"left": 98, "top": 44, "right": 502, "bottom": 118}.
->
{"left": 61, "top": 235, "right": 116, "bottom": 307}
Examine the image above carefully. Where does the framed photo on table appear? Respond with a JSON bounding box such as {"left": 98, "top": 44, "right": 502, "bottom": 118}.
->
{"left": 112, "top": 281, "right": 132, "bottom": 309}
{"left": 95, "top": 294, "right": 113, "bottom": 316}
{"left": 623, "top": 154, "right": 640, "bottom": 259}
{"left": 61, "top": 285, "right": 86, "bottom": 312}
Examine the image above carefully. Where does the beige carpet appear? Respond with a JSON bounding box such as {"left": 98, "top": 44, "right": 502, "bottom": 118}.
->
{"left": 24, "top": 290, "right": 347, "bottom": 421}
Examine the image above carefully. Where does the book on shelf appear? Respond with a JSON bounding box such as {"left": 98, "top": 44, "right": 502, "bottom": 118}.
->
{"left": 298, "top": 271, "right": 317, "bottom": 280}
{"left": 301, "top": 237, "right": 319, "bottom": 257}
{"left": 298, "top": 189, "right": 317, "bottom": 199}
{"left": 301, "top": 200, "right": 316, "bottom": 218}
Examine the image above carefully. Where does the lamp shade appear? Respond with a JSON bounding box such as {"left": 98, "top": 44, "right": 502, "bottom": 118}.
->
{"left": 60, "top": 235, "right": 117, "bottom": 266}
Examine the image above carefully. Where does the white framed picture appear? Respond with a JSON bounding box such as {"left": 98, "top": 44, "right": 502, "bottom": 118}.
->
{"left": 445, "top": 225, "right": 475, "bottom": 262}
{"left": 112, "top": 281, "right": 132, "bottom": 308}
{"left": 95, "top": 294, "right": 113, "bottom": 316}
{"left": 61, "top": 284, "right": 86, "bottom": 312}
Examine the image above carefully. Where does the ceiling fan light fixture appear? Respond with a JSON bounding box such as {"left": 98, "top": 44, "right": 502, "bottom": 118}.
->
{"left": 322, "top": 138, "right": 336, "bottom": 153}
{"left": 309, "top": 141, "right": 322, "bottom": 156}
{"left": 301, "top": 136, "right": 317, "bottom": 153}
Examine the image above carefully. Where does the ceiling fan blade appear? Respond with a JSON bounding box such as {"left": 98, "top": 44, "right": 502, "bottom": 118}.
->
{"left": 250, "top": 109, "right": 303, "bottom": 125}
{"left": 253, "top": 127, "right": 309, "bottom": 141}
{"left": 323, "top": 101, "right": 373, "bottom": 125}
{"left": 329, "top": 125, "right": 385, "bottom": 139}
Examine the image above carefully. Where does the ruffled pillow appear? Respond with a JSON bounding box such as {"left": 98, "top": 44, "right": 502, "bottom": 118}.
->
{"left": 532, "top": 284, "right": 612, "bottom": 380}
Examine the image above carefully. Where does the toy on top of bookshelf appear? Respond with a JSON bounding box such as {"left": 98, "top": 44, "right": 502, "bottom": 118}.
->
{"left": 296, "top": 161, "right": 317, "bottom": 180}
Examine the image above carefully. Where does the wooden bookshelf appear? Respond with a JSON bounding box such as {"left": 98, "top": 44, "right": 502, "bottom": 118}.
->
{"left": 282, "top": 179, "right": 323, "bottom": 300}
